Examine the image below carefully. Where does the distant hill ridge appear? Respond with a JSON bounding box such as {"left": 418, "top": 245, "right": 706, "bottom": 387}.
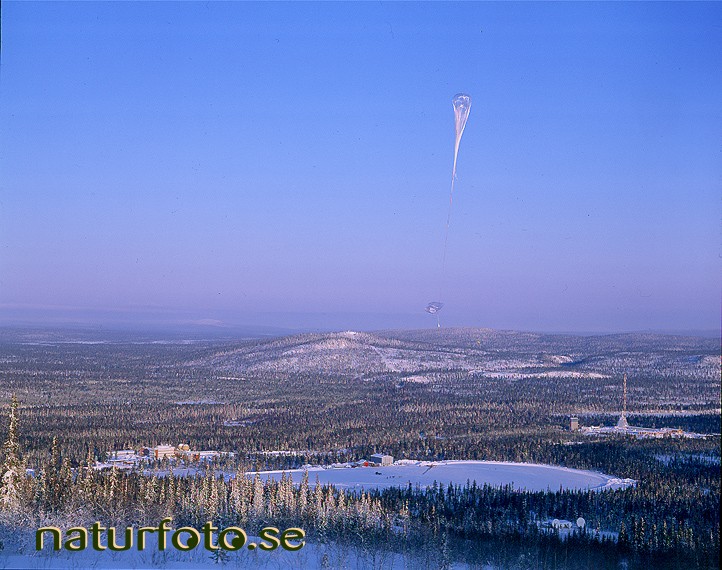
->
{"left": 196, "top": 328, "right": 719, "bottom": 381}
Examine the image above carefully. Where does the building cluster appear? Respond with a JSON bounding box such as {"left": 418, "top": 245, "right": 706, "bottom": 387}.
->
{"left": 358, "top": 454, "right": 393, "bottom": 467}
{"left": 330, "top": 454, "right": 395, "bottom": 469}
{"left": 95, "top": 444, "right": 234, "bottom": 471}
{"left": 570, "top": 374, "right": 710, "bottom": 440}
{"left": 95, "top": 446, "right": 393, "bottom": 472}
{"left": 575, "top": 423, "right": 699, "bottom": 440}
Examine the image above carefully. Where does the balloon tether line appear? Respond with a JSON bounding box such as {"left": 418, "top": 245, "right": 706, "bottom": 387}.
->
{"left": 439, "top": 168, "right": 457, "bottom": 303}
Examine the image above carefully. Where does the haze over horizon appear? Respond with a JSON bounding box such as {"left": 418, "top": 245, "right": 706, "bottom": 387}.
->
{"left": 0, "top": 304, "right": 718, "bottom": 339}
{"left": 2, "top": 2, "right": 720, "bottom": 336}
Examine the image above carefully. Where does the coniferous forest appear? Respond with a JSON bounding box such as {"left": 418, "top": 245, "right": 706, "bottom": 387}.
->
{"left": 0, "top": 327, "right": 719, "bottom": 569}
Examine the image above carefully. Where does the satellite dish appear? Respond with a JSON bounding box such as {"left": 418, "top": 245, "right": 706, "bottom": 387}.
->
{"left": 576, "top": 517, "right": 586, "bottom": 528}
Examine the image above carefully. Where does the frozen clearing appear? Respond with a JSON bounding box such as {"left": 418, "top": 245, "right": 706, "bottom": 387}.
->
{"left": 249, "top": 460, "right": 635, "bottom": 492}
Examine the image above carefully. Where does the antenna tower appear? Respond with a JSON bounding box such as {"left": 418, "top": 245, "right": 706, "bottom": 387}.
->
{"left": 616, "top": 373, "right": 629, "bottom": 429}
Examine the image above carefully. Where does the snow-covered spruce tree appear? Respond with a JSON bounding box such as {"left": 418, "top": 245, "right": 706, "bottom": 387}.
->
{"left": 298, "top": 469, "right": 310, "bottom": 523}
{"left": 75, "top": 449, "right": 98, "bottom": 517}
{"left": 39, "top": 436, "right": 70, "bottom": 513}
{"left": 0, "top": 395, "right": 24, "bottom": 517}
{"left": 251, "top": 473, "right": 264, "bottom": 523}
{"left": 229, "top": 468, "right": 248, "bottom": 525}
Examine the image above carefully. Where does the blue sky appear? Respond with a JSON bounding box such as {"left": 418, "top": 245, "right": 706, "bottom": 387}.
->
{"left": 1, "top": 1, "right": 720, "bottom": 333}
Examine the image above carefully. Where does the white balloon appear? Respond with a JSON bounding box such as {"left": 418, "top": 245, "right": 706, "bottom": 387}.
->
{"left": 427, "top": 93, "right": 472, "bottom": 318}
{"left": 452, "top": 93, "right": 472, "bottom": 180}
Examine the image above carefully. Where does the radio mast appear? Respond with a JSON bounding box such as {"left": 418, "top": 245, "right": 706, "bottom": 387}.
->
{"left": 616, "top": 373, "right": 629, "bottom": 429}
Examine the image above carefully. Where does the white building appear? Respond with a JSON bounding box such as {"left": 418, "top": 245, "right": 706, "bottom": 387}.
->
{"left": 370, "top": 454, "right": 393, "bottom": 466}
{"left": 153, "top": 445, "right": 176, "bottom": 459}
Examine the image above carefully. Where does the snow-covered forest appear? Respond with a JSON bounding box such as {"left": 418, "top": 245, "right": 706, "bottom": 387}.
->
{"left": 0, "top": 328, "right": 719, "bottom": 569}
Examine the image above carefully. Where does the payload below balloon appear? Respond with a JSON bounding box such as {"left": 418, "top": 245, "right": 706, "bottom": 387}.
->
{"left": 425, "top": 302, "right": 444, "bottom": 314}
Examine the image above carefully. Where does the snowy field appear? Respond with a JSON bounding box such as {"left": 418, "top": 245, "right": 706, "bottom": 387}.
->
{"left": 250, "top": 460, "right": 635, "bottom": 492}
{"left": 1, "top": 537, "right": 495, "bottom": 570}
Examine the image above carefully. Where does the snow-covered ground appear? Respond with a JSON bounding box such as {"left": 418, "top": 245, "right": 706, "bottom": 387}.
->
{"left": 1, "top": 537, "right": 495, "bottom": 570}
{"left": 248, "top": 460, "right": 635, "bottom": 492}
{"left": 0, "top": 461, "right": 634, "bottom": 569}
